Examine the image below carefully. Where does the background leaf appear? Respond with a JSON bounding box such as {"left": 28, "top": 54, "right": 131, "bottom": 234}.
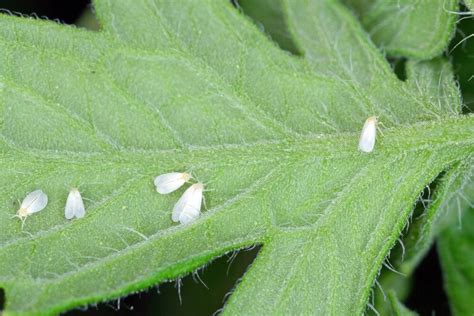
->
{"left": 437, "top": 161, "right": 474, "bottom": 316}
{"left": 465, "top": 0, "right": 474, "bottom": 10}
{"left": 0, "top": 0, "right": 473, "bottom": 315}
{"left": 373, "top": 158, "right": 473, "bottom": 314}
{"left": 450, "top": 4, "right": 474, "bottom": 113}
{"left": 342, "top": 0, "right": 459, "bottom": 58}
{"left": 234, "top": 0, "right": 301, "bottom": 55}
{"left": 387, "top": 290, "right": 418, "bottom": 316}
{"left": 371, "top": 58, "right": 465, "bottom": 313}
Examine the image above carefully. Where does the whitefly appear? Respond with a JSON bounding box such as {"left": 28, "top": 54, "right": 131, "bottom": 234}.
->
{"left": 154, "top": 172, "right": 192, "bottom": 194}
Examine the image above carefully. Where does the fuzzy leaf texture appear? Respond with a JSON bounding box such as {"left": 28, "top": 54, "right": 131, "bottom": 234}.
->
{"left": 437, "top": 160, "right": 474, "bottom": 316}
{"left": 439, "top": 210, "right": 474, "bottom": 316}
{"left": 0, "top": 0, "right": 473, "bottom": 315}
{"left": 366, "top": 59, "right": 466, "bottom": 314}
{"left": 372, "top": 157, "right": 474, "bottom": 315}
{"left": 342, "top": 0, "right": 458, "bottom": 58}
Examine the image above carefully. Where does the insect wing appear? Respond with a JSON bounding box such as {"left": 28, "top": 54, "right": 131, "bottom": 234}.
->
{"left": 65, "top": 190, "right": 85, "bottom": 219}
{"left": 178, "top": 184, "right": 203, "bottom": 224}
{"left": 74, "top": 196, "right": 86, "bottom": 218}
{"left": 172, "top": 185, "right": 195, "bottom": 222}
{"left": 179, "top": 208, "right": 200, "bottom": 224}
{"left": 65, "top": 191, "right": 76, "bottom": 219}
{"left": 358, "top": 118, "right": 377, "bottom": 152}
{"left": 22, "top": 190, "right": 48, "bottom": 214}
{"left": 154, "top": 172, "right": 188, "bottom": 194}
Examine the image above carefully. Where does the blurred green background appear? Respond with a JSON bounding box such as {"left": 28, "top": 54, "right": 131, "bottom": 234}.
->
{"left": 0, "top": 1, "right": 472, "bottom": 315}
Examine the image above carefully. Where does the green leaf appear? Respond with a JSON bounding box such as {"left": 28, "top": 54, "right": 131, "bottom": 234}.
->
{"left": 387, "top": 290, "right": 418, "bottom": 316}
{"left": 465, "top": 0, "right": 474, "bottom": 10}
{"left": 373, "top": 57, "right": 464, "bottom": 313}
{"left": 75, "top": 8, "right": 100, "bottom": 31}
{"left": 405, "top": 58, "right": 461, "bottom": 113}
{"left": 438, "top": 162, "right": 474, "bottom": 316}
{"left": 372, "top": 56, "right": 473, "bottom": 316}
{"left": 450, "top": 6, "right": 474, "bottom": 113}
{"left": 236, "top": 0, "right": 301, "bottom": 54}
{"left": 373, "top": 159, "right": 474, "bottom": 313}
{"left": 0, "top": 0, "right": 472, "bottom": 315}
{"left": 403, "top": 160, "right": 474, "bottom": 268}
{"left": 343, "top": 0, "right": 459, "bottom": 59}
{"left": 373, "top": 157, "right": 473, "bottom": 315}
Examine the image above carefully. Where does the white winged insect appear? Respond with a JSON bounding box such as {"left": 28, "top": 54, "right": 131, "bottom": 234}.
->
{"left": 172, "top": 183, "right": 204, "bottom": 224}
{"left": 154, "top": 172, "right": 192, "bottom": 194}
{"left": 358, "top": 116, "right": 379, "bottom": 153}
{"left": 15, "top": 189, "right": 48, "bottom": 226}
{"left": 65, "top": 188, "right": 86, "bottom": 220}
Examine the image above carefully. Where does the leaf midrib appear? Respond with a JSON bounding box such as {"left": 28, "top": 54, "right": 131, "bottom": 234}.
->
{"left": 2, "top": 115, "right": 472, "bottom": 158}
{"left": 1, "top": 116, "right": 472, "bottom": 283}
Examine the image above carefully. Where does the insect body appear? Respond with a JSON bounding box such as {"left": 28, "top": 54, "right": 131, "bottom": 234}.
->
{"left": 65, "top": 188, "right": 85, "bottom": 220}
{"left": 154, "top": 172, "right": 191, "bottom": 194}
{"left": 16, "top": 190, "right": 48, "bottom": 224}
{"left": 172, "top": 183, "right": 204, "bottom": 224}
{"left": 358, "top": 116, "right": 378, "bottom": 153}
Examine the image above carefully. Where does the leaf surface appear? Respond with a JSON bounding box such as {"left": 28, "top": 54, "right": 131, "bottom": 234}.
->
{"left": 437, "top": 161, "right": 474, "bottom": 316}
{"left": 343, "top": 0, "right": 458, "bottom": 58}
{"left": 387, "top": 291, "right": 418, "bottom": 316}
{"left": 450, "top": 5, "right": 474, "bottom": 112}
{"left": 465, "top": 0, "right": 474, "bottom": 10}
{"left": 371, "top": 57, "right": 465, "bottom": 313}
{"left": 0, "top": 1, "right": 472, "bottom": 315}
